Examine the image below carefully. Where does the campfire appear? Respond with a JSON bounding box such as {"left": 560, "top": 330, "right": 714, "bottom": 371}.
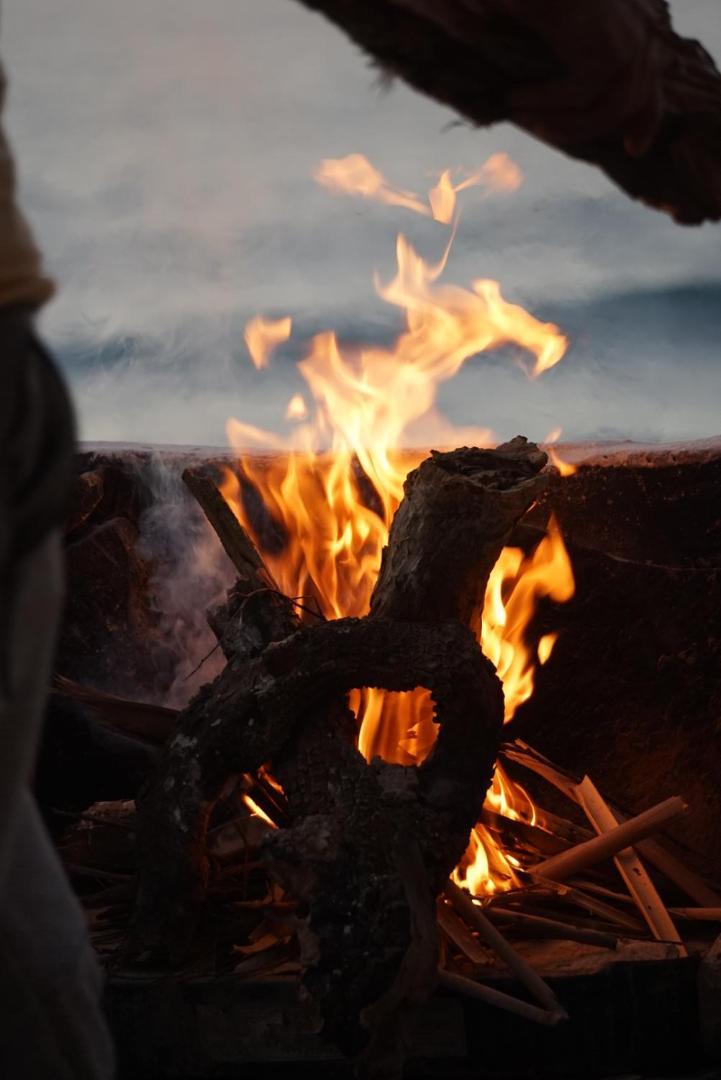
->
{"left": 50, "top": 154, "right": 721, "bottom": 1077}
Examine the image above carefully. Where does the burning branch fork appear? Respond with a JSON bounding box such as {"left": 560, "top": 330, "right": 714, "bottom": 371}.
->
{"left": 116, "top": 437, "right": 710, "bottom": 1076}
{"left": 130, "top": 438, "right": 549, "bottom": 1064}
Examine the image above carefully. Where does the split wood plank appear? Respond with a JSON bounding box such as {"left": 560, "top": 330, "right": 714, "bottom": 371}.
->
{"left": 630, "top": 837, "right": 721, "bottom": 910}
{"left": 537, "top": 880, "right": 645, "bottom": 933}
{"left": 575, "top": 776, "right": 686, "bottom": 956}
{"left": 504, "top": 740, "right": 719, "bottom": 907}
{"left": 436, "top": 900, "right": 488, "bottom": 964}
{"left": 486, "top": 906, "right": 617, "bottom": 950}
{"left": 531, "top": 796, "right": 688, "bottom": 884}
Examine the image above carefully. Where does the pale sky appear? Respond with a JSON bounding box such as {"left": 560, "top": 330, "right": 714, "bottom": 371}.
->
{"left": 4, "top": 0, "right": 721, "bottom": 445}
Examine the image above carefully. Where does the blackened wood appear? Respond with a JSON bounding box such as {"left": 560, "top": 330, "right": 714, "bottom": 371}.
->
{"left": 133, "top": 440, "right": 548, "bottom": 1069}
{"left": 52, "top": 675, "right": 177, "bottom": 746}
{"left": 182, "top": 468, "right": 275, "bottom": 590}
{"left": 370, "top": 438, "right": 548, "bottom": 636}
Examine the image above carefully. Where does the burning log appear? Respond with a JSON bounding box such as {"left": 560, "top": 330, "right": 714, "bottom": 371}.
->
{"left": 130, "top": 437, "right": 546, "bottom": 1069}
{"left": 371, "top": 441, "right": 549, "bottom": 634}
{"left": 293, "top": 0, "right": 721, "bottom": 224}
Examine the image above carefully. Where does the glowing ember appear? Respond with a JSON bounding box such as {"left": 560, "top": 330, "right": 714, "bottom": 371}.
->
{"left": 482, "top": 516, "right": 575, "bottom": 725}
{"left": 225, "top": 153, "right": 575, "bottom": 896}
{"left": 241, "top": 793, "right": 278, "bottom": 829}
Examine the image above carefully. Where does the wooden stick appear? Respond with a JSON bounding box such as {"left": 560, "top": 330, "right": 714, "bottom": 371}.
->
{"left": 539, "top": 879, "right": 645, "bottom": 932}
{"left": 531, "top": 808, "right": 594, "bottom": 846}
{"left": 532, "top": 796, "right": 688, "bottom": 883}
{"left": 486, "top": 906, "right": 617, "bottom": 949}
{"left": 445, "top": 880, "right": 566, "bottom": 1017}
{"left": 568, "top": 879, "right": 638, "bottom": 906}
{"left": 632, "top": 838, "right": 721, "bottom": 909}
{"left": 501, "top": 742, "right": 579, "bottom": 802}
{"left": 438, "top": 970, "right": 566, "bottom": 1027}
{"left": 437, "top": 901, "right": 488, "bottom": 964}
{"left": 671, "top": 908, "right": 721, "bottom": 922}
{"left": 505, "top": 739, "right": 721, "bottom": 907}
{"left": 575, "top": 777, "right": 687, "bottom": 956}
{"left": 480, "top": 808, "right": 570, "bottom": 858}
{"left": 182, "top": 468, "right": 276, "bottom": 590}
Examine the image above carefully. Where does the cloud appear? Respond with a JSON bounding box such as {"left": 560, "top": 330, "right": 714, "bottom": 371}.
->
{"left": 4, "top": 0, "right": 721, "bottom": 445}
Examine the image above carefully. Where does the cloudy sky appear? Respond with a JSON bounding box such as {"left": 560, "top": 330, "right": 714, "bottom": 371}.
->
{"left": 4, "top": 0, "right": 721, "bottom": 446}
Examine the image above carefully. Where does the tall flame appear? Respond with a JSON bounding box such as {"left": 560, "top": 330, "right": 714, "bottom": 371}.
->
{"left": 227, "top": 154, "right": 575, "bottom": 893}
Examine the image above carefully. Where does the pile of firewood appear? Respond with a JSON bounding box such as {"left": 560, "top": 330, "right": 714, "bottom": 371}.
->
{"left": 49, "top": 437, "right": 721, "bottom": 1078}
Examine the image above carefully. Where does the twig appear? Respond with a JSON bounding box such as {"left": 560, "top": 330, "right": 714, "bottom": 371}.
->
{"left": 542, "top": 879, "right": 645, "bottom": 932}
{"left": 438, "top": 970, "right": 566, "bottom": 1027}
{"left": 445, "top": 880, "right": 566, "bottom": 1017}
{"left": 437, "top": 900, "right": 487, "bottom": 963}
{"left": 502, "top": 742, "right": 578, "bottom": 802}
{"left": 673, "top": 907, "right": 721, "bottom": 924}
{"left": 183, "top": 641, "right": 222, "bottom": 681}
{"left": 63, "top": 863, "right": 132, "bottom": 883}
{"left": 487, "top": 906, "right": 617, "bottom": 949}
{"left": 671, "top": 908, "right": 721, "bottom": 922}
{"left": 51, "top": 807, "right": 136, "bottom": 833}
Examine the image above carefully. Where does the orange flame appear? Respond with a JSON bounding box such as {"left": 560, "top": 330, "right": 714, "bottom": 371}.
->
{"left": 244, "top": 315, "right": 292, "bottom": 370}
{"left": 285, "top": 393, "right": 308, "bottom": 421}
{"left": 482, "top": 515, "right": 575, "bottom": 725}
{"left": 315, "top": 152, "right": 523, "bottom": 224}
{"left": 222, "top": 157, "right": 575, "bottom": 895}
{"left": 241, "top": 793, "right": 278, "bottom": 829}
{"left": 545, "top": 426, "right": 578, "bottom": 477}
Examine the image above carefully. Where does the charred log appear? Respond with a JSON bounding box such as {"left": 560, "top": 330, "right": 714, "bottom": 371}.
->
{"left": 371, "top": 438, "right": 548, "bottom": 634}
{"left": 131, "top": 439, "right": 546, "bottom": 1067}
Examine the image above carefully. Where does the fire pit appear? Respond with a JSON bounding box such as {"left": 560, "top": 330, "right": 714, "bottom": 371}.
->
{"left": 40, "top": 149, "right": 721, "bottom": 1078}
{"left": 40, "top": 433, "right": 721, "bottom": 1080}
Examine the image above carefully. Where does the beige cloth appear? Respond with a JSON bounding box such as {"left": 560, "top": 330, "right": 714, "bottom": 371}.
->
{"left": 0, "top": 61, "right": 54, "bottom": 310}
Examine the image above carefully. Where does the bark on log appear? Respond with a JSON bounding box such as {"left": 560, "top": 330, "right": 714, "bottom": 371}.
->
{"left": 132, "top": 438, "right": 546, "bottom": 1069}
{"left": 293, "top": 0, "right": 721, "bottom": 224}
{"left": 371, "top": 439, "right": 548, "bottom": 635}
